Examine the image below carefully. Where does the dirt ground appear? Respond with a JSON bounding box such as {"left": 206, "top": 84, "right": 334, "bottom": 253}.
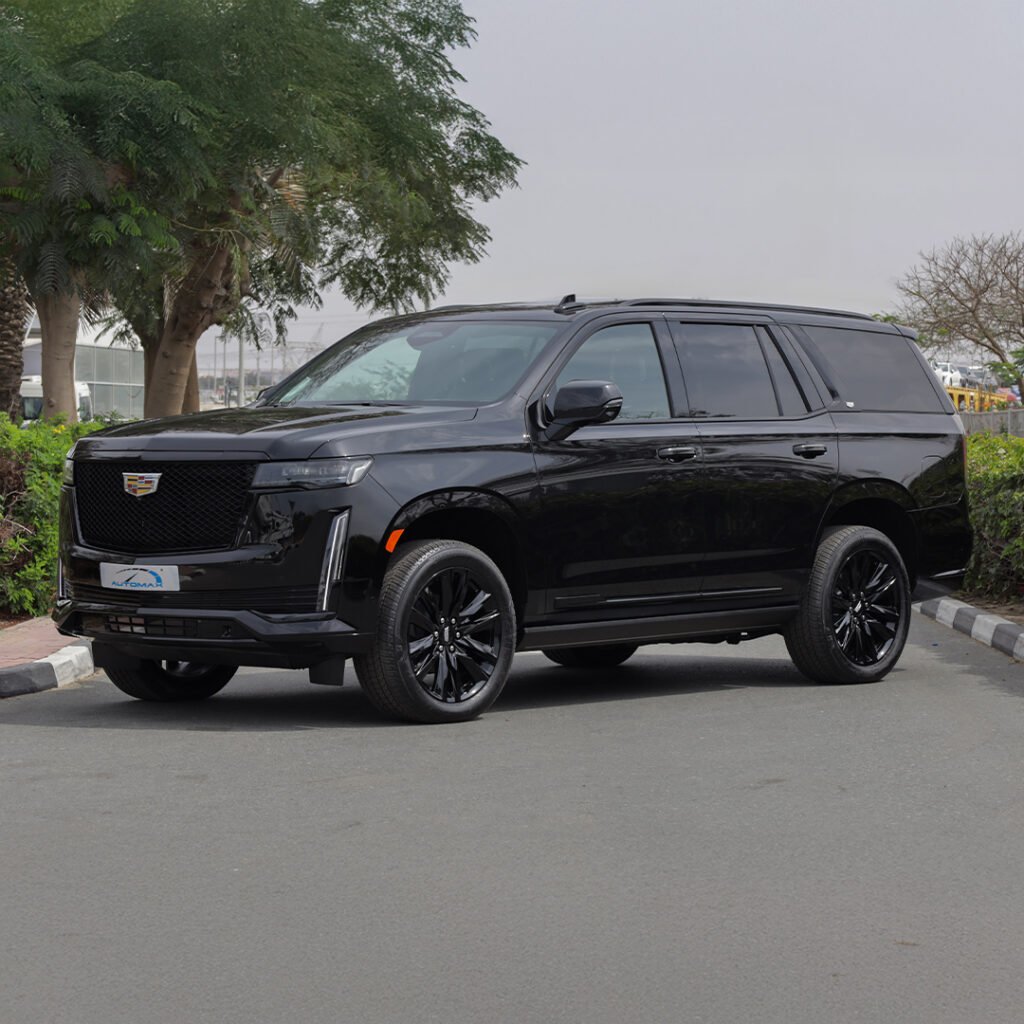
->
{"left": 957, "top": 594, "right": 1024, "bottom": 627}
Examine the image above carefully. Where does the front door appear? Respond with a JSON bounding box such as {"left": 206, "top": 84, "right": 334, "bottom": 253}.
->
{"left": 531, "top": 319, "right": 705, "bottom": 619}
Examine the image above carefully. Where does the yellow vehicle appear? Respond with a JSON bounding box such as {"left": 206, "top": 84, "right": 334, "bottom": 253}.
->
{"left": 945, "top": 385, "right": 1005, "bottom": 412}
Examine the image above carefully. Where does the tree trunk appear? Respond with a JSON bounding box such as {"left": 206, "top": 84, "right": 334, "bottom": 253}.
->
{"left": 33, "top": 289, "right": 80, "bottom": 423}
{"left": 0, "top": 255, "right": 32, "bottom": 420}
{"left": 146, "top": 240, "right": 237, "bottom": 418}
{"left": 183, "top": 352, "right": 200, "bottom": 413}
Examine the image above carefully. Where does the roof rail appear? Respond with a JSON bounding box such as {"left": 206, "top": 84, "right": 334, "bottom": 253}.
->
{"left": 623, "top": 298, "right": 874, "bottom": 321}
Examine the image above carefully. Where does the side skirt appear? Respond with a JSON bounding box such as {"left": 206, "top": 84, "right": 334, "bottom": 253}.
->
{"left": 518, "top": 606, "right": 798, "bottom": 651}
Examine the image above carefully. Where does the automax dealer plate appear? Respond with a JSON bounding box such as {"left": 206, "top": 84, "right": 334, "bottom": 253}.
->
{"left": 99, "top": 564, "right": 181, "bottom": 592}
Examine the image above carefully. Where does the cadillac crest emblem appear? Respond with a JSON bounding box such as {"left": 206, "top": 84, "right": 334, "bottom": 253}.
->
{"left": 123, "top": 472, "right": 162, "bottom": 498}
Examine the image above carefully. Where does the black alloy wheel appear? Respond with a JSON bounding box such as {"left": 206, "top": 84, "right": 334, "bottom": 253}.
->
{"left": 406, "top": 566, "right": 502, "bottom": 704}
{"left": 830, "top": 549, "right": 903, "bottom": 666}
{"left": 785, "top": 525, "right": 911, "bottom": 685}
{"left": 354, "top": 539, "right": 516, "bottom": 723}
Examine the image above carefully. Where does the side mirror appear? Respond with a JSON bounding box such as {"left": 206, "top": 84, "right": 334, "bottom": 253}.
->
{"left": 544, "top": 380, "right": 623, "bottom": 441}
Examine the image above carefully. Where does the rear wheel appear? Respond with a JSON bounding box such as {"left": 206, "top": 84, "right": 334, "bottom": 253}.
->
{"left": 354, "top": 540, "right": 516, "bottom": 723}
{"left": 105, "top": 661, "right": 237, "bottom": 702}
{"left": 785, "top": 525, "right": 910, "bottom": 684}
{"left": 542, "top": 644, "right": 638, "bottom": 669}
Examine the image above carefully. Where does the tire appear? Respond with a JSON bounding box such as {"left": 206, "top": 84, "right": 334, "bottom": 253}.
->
{"left": 353, "top": 540, "right": 516, "bottom": 723}
{"left": 105, "top": 661, "right": 237, "bottom": 702}
{"left": 785, "top": 525, "right": 911, "bottom": 685}
{"left": 542, "top": 644, "right": 638, "bottom": 669}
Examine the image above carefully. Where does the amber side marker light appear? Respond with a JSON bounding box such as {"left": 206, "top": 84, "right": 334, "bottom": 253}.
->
{"left": 385, "top": 529, "right": 405, "bottom": 553}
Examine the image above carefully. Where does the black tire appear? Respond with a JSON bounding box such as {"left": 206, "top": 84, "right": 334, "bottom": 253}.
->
{"left": 542, "top": 644, "right": 638, "bottom": 669}
{"left": 105, "top": 661, "right": 237, "bottom": 702}
{"left": 785, "top": 525, "right": 911, "bottom": 685}
{"left": 353, "top": 540, "right": 516, "bottom": 723}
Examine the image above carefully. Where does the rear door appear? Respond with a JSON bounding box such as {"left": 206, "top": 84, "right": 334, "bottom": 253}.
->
{"left": 667, "top": 320, "right": 837, "bottom": 603}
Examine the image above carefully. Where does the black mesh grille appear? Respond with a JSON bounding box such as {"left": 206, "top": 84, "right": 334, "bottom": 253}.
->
{"left": 68, "top": 582, "right": 319, "bottom": 613}
{"left": 74, "top": 461, "right": 256, "bottom": 553}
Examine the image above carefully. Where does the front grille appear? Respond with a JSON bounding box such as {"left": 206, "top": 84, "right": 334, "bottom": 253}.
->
{"left": 68, "top": 582, "right": 319, "bottom": 613}
{"left": 75, "top": 461, "right": 256, "bottom": 553}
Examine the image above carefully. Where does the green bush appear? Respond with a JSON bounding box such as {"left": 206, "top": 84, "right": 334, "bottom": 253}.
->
{"left": 964, "top": 433, "right": 1024, "bottom": 599}
{"left": 0, "top": 415, "right": 105, "bottom": 616}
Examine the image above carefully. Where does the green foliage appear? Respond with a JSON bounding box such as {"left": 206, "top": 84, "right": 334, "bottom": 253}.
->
{"left": 0, "top": 415, "right": 103, "bottom": 615}
{"left": 964, "top": 433, "right": 1024, "bottom": 599}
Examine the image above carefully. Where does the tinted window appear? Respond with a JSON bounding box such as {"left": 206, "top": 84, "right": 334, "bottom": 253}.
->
{"left": 274, "top": 322, "right": 560, "bottom": 405}
{"left": 556, "top": 323, "right": 670, "bottom": 421}
{"left": 674, "top": 323, "right": 779, "bottom": 418}
{"left": 762, "top": 333, "right": 809, "bottom": 416}
{"left": 801, "top": 327, "right": 946, "bottom": 413}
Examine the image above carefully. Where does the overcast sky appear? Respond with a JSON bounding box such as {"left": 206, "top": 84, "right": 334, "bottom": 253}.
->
{"left": 202, "top": 0, "right": 1024, "bottom": 369}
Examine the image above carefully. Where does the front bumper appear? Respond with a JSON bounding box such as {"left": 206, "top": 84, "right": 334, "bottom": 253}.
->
{"left": 56, "top": 602, "right": 373, "bottom": 668}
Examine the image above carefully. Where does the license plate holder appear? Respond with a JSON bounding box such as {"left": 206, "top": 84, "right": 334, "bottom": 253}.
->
{"left": 99, "top": 563, "right": 181, "bottom": 592}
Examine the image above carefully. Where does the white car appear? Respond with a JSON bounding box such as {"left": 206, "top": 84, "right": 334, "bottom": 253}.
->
{"left": 931, "top": 361, "right": 962, "bottom": 387}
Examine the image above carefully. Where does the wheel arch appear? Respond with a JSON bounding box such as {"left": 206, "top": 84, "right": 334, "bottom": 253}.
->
{"left": 819, "top": 482, "right": 919, "bottom": 585}
{"left": 384, "top": 490, "right": 528, "bottom": 623}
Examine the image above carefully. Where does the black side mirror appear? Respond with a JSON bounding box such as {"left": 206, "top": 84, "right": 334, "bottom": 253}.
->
{"left": 544, "top": 380, "right": 623, "bottom": 441}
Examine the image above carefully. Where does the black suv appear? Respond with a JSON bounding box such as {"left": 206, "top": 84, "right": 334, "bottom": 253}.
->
{"left": 56, "top": 298, "right": 972, "bottom": 722}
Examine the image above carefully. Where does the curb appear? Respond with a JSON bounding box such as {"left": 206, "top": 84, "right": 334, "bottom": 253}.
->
{"left": 0, "top": 640, "right": 94, "bottom": 699}
{"left": 915, "top": 597, "right": 1024, "bottom": 662}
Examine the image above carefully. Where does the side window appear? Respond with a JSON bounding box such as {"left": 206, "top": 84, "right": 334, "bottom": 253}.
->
{"left": 555, "top": 323, "right": 670, "bottom": 421}
{"left": 800, "top": 326, "right": 946, "bottom": 413}
{"left": 674, "top": 323, "right": 778, "bottom": 418}
{"left": 761, "top": 332, "right": 810, "bottom": 416}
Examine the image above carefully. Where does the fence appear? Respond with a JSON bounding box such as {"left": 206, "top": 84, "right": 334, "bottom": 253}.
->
{"left": 961, "top": 409, "right": 1024, "bottom": 437}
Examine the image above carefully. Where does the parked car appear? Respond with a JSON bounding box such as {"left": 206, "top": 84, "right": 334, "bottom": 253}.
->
{"left": 931, "top": 361, "right": 961, "bottom": 387}
{"left": 20, "top": 376, "right": 93, "bottom": 423}
{"left": 56, "top": 298, "right": 972, "bottom": 722}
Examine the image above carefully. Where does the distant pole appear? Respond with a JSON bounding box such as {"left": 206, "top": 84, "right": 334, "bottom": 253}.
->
{"left": 237, "top": 334, "right": 244, "bottom": 406}
{"left": 255, "top": 346, "right": 261, "bottom": 395}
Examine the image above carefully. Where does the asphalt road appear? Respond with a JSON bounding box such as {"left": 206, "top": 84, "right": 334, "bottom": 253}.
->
{"left": 2, "top": 614, "right": 1023, "bottom": 1024}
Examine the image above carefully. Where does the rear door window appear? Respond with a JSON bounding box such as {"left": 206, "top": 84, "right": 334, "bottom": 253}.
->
{"left": 799, "top": 326, "right": 946, "bottom": 412}
{"left": 671, "top": 323, "right": 779, "bottom": 418}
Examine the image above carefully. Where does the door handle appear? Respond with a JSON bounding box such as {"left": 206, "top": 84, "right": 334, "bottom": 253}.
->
{"left": 657, "top": 445, "right": 698, "bottom": 462}
{"left": 793, "top": 443, "right": 828, "bottom": 458}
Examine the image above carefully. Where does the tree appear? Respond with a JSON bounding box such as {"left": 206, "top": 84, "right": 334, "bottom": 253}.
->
{"left": 896, "top": 233, "right": 1024, "bottom": 393}
{"left": 0, "top": 1, "right": 206, "bottom": 420}
{"left": 87, "top": 0, "right": 521, "bottom": 418}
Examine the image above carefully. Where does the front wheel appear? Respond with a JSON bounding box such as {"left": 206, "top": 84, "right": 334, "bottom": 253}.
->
{"left": 354, "top": 540, "right": 516, "bottom": 723}
{"left": 785, "top": 525, "right": 910, "bottom": 685}
{"left": 105, "top": 661, "right": 237, "bottom": 702}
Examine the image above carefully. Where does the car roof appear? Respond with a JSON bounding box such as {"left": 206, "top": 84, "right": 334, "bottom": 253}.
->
{"left": 375, "top": 297, "right": 888, "bottom": 332}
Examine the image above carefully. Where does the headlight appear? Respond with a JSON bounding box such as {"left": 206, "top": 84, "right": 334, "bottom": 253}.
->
{"left": 251, "top": 456, "right": 374, "bottom": 489}
{"left": 62, "top": 443, "right": 77, "bottom": 485}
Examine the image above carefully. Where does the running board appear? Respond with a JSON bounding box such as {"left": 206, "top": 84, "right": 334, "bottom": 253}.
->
{"left": 518, "top": 606, "right": 798, "bottom": 651}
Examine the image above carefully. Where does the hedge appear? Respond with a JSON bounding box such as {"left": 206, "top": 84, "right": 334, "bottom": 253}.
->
{"left": 0, "top": 415, "right": 104, "bottom": 616}
{"left": 963, "top": 433, "right": 1024, "bottom": 600}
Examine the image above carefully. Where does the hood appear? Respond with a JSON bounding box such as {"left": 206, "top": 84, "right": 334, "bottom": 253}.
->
{"left": 76, "top": 404, "right": 480, "bottom": 460}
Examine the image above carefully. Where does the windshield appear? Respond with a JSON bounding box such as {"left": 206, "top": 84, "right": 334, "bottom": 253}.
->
{"left": 271, "top": 320, "right": 561, "bottom": 406}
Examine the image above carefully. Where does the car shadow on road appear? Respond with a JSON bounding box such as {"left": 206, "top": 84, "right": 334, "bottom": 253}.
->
{"left": 1, "top": 650, "right": 819, "bottom": 733}
{"left": 498, "top": 652, "right": 814, "bottom": 711}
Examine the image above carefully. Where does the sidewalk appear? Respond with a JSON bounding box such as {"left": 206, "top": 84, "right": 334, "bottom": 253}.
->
{"left": 0, "top": 617, "right": 94, "bottom": 698}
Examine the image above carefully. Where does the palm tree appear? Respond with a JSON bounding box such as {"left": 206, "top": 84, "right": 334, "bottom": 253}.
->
{"left": 0, "top": 255, "right": 32, "bottom": 420}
